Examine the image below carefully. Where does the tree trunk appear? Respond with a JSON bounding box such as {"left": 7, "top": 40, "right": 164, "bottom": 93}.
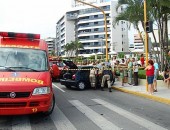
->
{"left": 152, "top": 31, "right": 160, "bottom": 64}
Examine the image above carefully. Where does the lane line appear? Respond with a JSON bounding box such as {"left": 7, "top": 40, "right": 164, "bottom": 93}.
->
{"left": 51, "top": 105, "right": 77, "bottom": 130}
{"left": 12, "top": 116, "right": 31, "bottom": 130}
{"left": 69, "top": 100, "right": 120, "bottom": 130}
{"left": 92, "top": 98, "right": 168, "bottom": 130}
{"left": 52, "top": 83, "right": 65, "bottom": 92}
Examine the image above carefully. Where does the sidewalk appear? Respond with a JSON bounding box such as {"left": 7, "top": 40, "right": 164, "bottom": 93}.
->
{"left": 112, "top": 81, "right": 170, "bottom": 105}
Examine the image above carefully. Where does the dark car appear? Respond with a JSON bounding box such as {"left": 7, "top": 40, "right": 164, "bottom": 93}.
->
{"left": 60, "top": 61, "right": 115, "bottom": 90}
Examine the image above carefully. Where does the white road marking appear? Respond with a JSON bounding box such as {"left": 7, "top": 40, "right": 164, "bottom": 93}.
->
{"left": 69, "top": 100, "right": 120, "bottom": 130}
{"left": 51, "top": 105, "right": 77, "bottom": 130}
{"left": 52, "top": 83, "right": 65, "bottom": 92}
{"left": 12, "top": 116, "right": 31, "bottom": 130}
{"left": 92, "top": 98, "right": 168, "bottom": 130}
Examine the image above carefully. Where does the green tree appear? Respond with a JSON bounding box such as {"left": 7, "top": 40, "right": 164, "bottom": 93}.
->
{"left": 114, "top": 0, "right": 170, "bottom": 70}
{"left": 72, "top": 39, "right": 83, "bottom": 58}
{"left": 64, "top": 40, "right": 83, "bottom": 58}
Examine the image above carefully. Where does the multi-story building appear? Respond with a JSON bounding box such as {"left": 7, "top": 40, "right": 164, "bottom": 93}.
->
{"left": 56, "top": 0, "right": 129, "bottom": 57}
{"left": 134, "top": 34, "right": 144, "bottom": 50}
{"left": 45, "top": 37, "right": 56, "bottom": 55}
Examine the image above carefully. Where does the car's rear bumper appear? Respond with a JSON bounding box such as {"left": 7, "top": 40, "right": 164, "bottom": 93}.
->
{"left": 0, "top": 94, "right": 53, "bottom": 115}
{"left": 60, "top": 79, "right": 77, "bottom": 87}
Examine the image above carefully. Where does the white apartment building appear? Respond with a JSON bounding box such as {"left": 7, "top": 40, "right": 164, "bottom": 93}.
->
{"left": 45, "top": 37, "right": 56, "bottom": 55}
{"left": 134, "top": 34, "right": 144, "bottom": 50}
{"left": 56, "top": 0, "right": 129, "bottom": 57}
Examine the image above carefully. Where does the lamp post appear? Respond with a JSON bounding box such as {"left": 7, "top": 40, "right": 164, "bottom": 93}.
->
{"left": 75, "top": 0, "right": 108, "bottom": 61}
{"left": 144, "top": 0, "right": 149, "bottom": 91}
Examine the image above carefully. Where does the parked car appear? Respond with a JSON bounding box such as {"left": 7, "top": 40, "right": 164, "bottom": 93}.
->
{"left": 60, "top": 61, "right": 115, "bottom": 90}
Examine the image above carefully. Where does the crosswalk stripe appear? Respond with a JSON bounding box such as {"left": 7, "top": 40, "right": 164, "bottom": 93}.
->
{"left": 51, "top": 105, "right": 77, "bottom": 130}
{"left": 92, "top": 99, "right": 168, "bottom": 130}
{"left": 12, "top": 116, "right": 31, "bottom": 130}
{"left": 69, "top": 100, "right": 120, "bottom": 130}
{"left": 52, "top": 83, "right": 65, "bottom": 92}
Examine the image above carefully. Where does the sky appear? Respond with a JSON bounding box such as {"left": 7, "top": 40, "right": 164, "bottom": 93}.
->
{"left": 0, "top": 0, "right": 135, "bottom": 43}
{"left": 0, "top": 0, "right": 72, "bottom": 39}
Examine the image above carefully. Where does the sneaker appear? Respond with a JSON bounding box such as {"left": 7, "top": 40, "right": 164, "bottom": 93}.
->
{"left": 154, "top": 89, "right": 157, "bottom": 92}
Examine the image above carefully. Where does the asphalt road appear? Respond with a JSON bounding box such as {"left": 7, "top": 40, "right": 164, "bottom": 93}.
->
{"left": 0, "top": 82, "right": 170, "bottom": 130}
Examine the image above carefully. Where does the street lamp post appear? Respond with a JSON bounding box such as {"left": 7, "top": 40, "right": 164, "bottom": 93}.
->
{"left": 144, "top": 0, "right": 149, "bottom": 91}
{"left": 75, "top": 0, "right": 108, "bottom": 61}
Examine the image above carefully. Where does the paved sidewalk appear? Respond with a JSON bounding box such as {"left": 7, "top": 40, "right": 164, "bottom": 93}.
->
{"left": 112, "top": 81, "right": 170, "bottom": 105}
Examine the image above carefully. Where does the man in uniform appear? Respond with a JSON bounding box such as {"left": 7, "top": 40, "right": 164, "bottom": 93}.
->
{"left": 101, "top": 64, "right": 112, "bottom": 92}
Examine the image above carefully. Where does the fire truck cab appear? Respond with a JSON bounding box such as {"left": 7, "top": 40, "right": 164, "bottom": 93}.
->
{"left": 0, "top": 32, "right": 55, "bottom": 115}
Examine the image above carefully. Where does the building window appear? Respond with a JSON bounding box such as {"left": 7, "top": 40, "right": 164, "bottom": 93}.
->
{"left": 122, "top": 48, "right": 123, "bottom": 51}
{"left": 122, "top": 35, "right": 123, "bottom": 38}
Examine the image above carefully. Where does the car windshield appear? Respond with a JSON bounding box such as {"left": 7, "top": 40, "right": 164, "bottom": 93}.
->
{"left": 0, "top": 48, "right": 48, "bottom": 71}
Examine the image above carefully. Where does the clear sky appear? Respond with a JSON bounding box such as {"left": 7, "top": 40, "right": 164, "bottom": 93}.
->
{"left": 0, "top": 0, "right": 72, "bottom": 39}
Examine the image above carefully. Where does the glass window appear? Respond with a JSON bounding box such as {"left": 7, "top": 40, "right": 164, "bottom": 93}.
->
{"left": 0, "top": 48, "right": 48, "bottom": 71}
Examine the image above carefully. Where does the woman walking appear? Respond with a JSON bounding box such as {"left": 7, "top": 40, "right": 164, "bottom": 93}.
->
{"left": 145, "top": 60, "right": 154, "bottom": 95}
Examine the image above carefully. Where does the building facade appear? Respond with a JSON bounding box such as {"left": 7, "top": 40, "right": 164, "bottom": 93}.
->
{"left": 45, "top": 37, "right": 56, "bottom": 55}
{"left": 133, "top": 34, "right": 144, "bottom": 50}
{"left": 56, "top": 0, "right": 129, "bottom": 57}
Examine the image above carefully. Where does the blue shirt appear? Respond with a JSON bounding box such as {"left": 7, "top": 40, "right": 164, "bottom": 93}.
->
{"left": 154, "top": 63, "right": 159, "bottom": 70}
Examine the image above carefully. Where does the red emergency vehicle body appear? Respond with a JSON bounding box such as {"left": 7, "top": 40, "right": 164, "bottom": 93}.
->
{"left": 0, "top": 32, "right": 55, "bottom": 115}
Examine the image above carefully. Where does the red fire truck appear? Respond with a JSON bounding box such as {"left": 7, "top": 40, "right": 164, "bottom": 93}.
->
{"left": 0, "top": 32, "right": 55, "bottom": 115}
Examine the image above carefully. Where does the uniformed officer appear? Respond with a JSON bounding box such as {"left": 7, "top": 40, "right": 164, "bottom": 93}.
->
{"left": 89, "top": 66, "right": 97, "bottom": 89}
{"left": 101, "top": 64, "right": 112, "bottom": 92}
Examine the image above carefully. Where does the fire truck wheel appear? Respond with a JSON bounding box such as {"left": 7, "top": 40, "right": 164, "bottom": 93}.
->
{"left": 43, "top": 94, "right": 55, "bottom": 116}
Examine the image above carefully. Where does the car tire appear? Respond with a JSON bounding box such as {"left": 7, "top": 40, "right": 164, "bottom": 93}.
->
{"left": 43, "top": 94, "right": 55, "bottom": 116}
{"left": 77, "top": 81, "right": 86, "bottom": 90}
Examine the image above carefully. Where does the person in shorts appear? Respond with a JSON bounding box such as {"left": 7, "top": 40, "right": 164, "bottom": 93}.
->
{"left": 145, "top": 60, "right": 154, "bottom": 95}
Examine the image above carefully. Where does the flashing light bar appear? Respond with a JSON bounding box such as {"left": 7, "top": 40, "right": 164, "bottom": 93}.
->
{"left": 0, "top": 32, "right": 40, "bottom": 39}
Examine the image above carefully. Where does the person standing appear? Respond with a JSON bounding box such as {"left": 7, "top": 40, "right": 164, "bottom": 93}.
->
{"left": 140, "top": 54, "right": 145, "bottom": 67}
{"left": 153, "top": 60, "right": 159, "bottom": 92}
{"left": 145, "top": 60, "right": 154, "bottom": 95}
{"left": 89, "top": 64, "right": 97, "bottom": 89}
{"left": 132, "top": 58, "right": 138, "bottom": 86}
{"left": 127, "top": 58, "right": 133, "bottom": 85}
{"left": 101, "top": 64, "right": 112, "bottom": 92}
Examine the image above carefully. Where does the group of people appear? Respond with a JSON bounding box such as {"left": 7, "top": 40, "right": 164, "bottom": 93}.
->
{"left": 89, "top": 62, "right": 113, "bottom": 92}
{"left": 88, "top": 54, "right": 170, "bottom": 94}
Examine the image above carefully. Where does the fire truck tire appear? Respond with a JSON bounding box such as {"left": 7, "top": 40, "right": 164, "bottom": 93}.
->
{"left": 43, "top": 94, "right": 55, "bottom": 116}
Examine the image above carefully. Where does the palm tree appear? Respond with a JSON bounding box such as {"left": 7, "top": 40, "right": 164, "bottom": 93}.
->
{"left": 113, "top": 0, "right": 145, "bottom": 43}
{"left": 71, "top": 39, "right": 83, "bottom": 58}
{"left": 148, "top": 0, "right": 170, "bottom": 70}
{"left": 113, "top": 0, "right": 170, "bottom": 70}
{"left": 64, "top": 40, "right": 83, "bottom": 58}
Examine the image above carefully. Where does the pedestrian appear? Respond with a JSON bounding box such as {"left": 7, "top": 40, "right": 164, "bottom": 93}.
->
{"left": 101, "top": 64, "right": 112, "bottom": 92}
{"left": 145, "top": 60, "right": 154, "bottom": 95}
{"left": 132, "top": 58, "right": 138, "bottom": 86}
{"left": 163, "top": 68, "right": 170, "bottom": 88}
{"left": 119, "top": 59, "right": 126, "bottom": 86}
{"left": 127, "top": 58, "right": 133, "bottom": 85}
{"left": 153, "top": 59, "right": 159, "bottom": 92}
{"left": 89, "top": 66, "right": 97, "bottom": 90}
{"left": 140, "top": 54, "right": 145, "bottom": 67}
{"left": 111, "top": 56, "right": 117, "bottom": 67}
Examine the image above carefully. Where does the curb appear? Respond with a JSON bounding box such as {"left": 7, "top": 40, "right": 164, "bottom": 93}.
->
{"left": 112, "top": 86, "right": 170, "bottom": 105}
